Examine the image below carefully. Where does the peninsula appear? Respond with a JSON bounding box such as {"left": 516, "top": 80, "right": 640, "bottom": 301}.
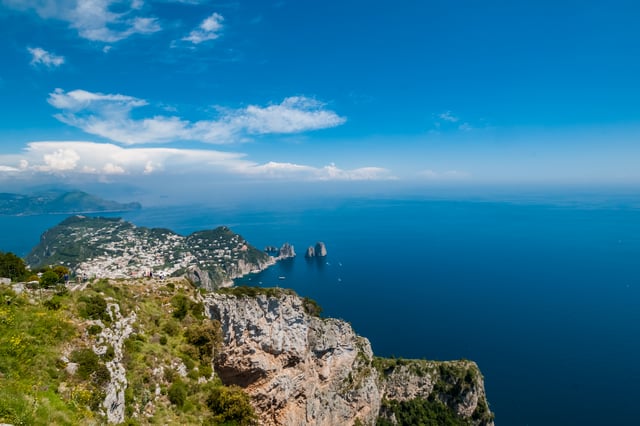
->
{"left": 0, "top": 190, "right": 141, "bottom": 215}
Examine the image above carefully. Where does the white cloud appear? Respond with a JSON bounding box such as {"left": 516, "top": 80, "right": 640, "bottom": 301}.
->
{"left": 438, "top": 111, "right": 459, "bottom": 123}
{"left": 48, "top": 88, "right": 147, "bottom": 111}
{"left": 0, "top": 165, "right": 20, "bottom": 172}
{"left": 238, "top": 97, "right": 346, "bottom": 134}
{"left": 48, "top": 89, "right": 346, "bottom": 144}
{"left": 39, "top": 148, "right": 80, "bottom": 171}
{"left": 28, "top": 47, "right": 65, "bottom": 68}
{"left": 0, "top": 141, "right": 393, "bottom": 182}
{"left": 2, "top": 0, "right": 161, "bottom": 42}
{"left": 182, "top": 12, "right": 224, "bottom": 44}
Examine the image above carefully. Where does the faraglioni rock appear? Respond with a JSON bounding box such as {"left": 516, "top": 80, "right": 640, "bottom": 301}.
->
{"left": 305, "top": 241, "right": 327, "bottom": 258}
{"left": 278, "top": 242, "right": 296, "bottom": 259}
{"left": 315, "top": 241, "right": 327, "bottom": 257}
{"left": 206, "top": 290, "right": 494, "bottom": 426}
{"left": 305, "top": 246, "right": 315, "bottom": 258}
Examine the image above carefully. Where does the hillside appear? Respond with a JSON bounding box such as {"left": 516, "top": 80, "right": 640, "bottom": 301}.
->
{"left": 25, "top": 216, "right": 278, "bottom": 289}
{"left": 0, "top": 191, "right": 141, "bottom": 215}
{"left": 0, "top": 279, "right": 494, "bottom": 425}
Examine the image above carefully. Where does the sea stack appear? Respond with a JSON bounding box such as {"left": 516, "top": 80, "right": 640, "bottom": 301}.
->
{"left": 315, "top": 241, "right": 327, "bottom": 257}
{"left": 279, "top": 242, "right": 296, "bottom": 259}
{"left": 305, "top": 246, "right": 315, "bottom": 258}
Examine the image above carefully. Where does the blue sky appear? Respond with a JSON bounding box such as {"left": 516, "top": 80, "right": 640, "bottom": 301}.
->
{"left": 1, "top": 0, "right": 639, "bottom": 201}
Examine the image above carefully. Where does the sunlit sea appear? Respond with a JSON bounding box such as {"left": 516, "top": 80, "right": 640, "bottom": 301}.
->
{"left": 2, "top": 197, "right": 639, "bottom": 425}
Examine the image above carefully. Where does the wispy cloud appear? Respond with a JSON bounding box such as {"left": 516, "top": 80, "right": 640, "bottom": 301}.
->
{"left": 27, "top": 47, "right": 65, "bottom": 68}
{"left": 417, "top": 169, "right": 470, "bottom": 180}
{"left": 48, "top": 89, "right": 346, "bottom": 144}
{"left": 433, "top": 110, "right": 474, "bottom": 132}
{"left": 3, "top": 0, "right": 161, "bottom": 42}
{"left": 438, "top": 111, "right": 459, "bottom": 123}
{"left": 182, "top": 12, "right": 224, "bottom": 44}
{"left": 0, "top": 141, "right": 393, "bottom": 182}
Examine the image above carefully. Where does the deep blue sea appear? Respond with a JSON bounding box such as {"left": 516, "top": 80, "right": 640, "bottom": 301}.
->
{"left": 2, "top": 197, "right": 639, "bottom": 425}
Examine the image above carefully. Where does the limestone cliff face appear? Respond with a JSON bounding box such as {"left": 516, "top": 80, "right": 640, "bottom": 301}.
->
{"left": 205, "top": 292, "right": 493, "bottom": 426}
{"left": 206, "top": 292, "right": 379, "bottom": 425}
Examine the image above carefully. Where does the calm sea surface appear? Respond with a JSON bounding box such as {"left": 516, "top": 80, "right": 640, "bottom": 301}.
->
{"left": 1, "top": 198, "right": 639, "bottom": 425}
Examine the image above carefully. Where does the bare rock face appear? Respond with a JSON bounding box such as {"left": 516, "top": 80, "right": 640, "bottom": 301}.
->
{"left": 278, "top": 243, "right": 296, "bottom": 259}
{"left": 304, "top": 246, "right": 315, "bottom": 258}
{"left": 93, "top": 302, "right": 136, "bottom": 424}
{"left": 314, "top": 242, "right": 327, "bottom": 257}
{"left": 206, "top": 292, "right": 380, "bottom": 425}
{"left": 205, "top": 292, "right": 494, "bottom": 426}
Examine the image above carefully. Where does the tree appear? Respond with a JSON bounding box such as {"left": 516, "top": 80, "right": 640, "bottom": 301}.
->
{"left": 40, "top": 270, "right": 60, "bottom": 288}
{"left": 0, "top": 251, "right": 27, "bottom": 281}
{"left": 53, "top": 265, "right": 70, "bottom": 281}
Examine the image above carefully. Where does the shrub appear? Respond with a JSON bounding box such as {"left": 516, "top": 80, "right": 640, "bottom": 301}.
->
{"left": 78, "top": 294, "right": 108, "bottom": 321}
{"left": 168, "top": 380, "right": 187, "bottom": 408}
{"left": 40, "top": 270, "right": 60, "bottom": 288}
{"left": 44, "top": 296, "right": 62, "bottom": 310}
{"left": 87, "top": 324, "right": 102, "bottom": 335}
{"left": 171, "top": 294, "right": 189, "bottom": 320}
{"left": 206, "top": 385, "right": 257, "bottom": 425}
{"left": 162, "top": 319, "right": 180, "bottom": 336}
{"left": 184, "top": 321, "right": 221, "bottom": 362}
{"left": 70, "top": 348, "right": 100, "bottom": 380}
{"left": 302, "top": 297, "right": 322, "bottom": 317}
{"left": 377, "top": 398, "right": 465, "bottom": 426}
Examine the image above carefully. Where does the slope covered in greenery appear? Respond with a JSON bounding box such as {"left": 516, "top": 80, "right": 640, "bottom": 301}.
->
{"left": 0, "top": 278, "right": 256, "bottom": 425}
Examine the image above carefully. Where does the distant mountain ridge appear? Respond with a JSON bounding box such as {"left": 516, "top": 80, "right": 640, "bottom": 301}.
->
{"left": 26, "top": 216, "right": 287, "bottom": 289}
{"left": 0, "top": 190, "right": 141, "bottom": 215}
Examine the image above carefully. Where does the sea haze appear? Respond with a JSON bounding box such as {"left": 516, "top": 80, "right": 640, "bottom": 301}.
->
{"left": 1, "top": 197, "right": 639, "bottom": 425}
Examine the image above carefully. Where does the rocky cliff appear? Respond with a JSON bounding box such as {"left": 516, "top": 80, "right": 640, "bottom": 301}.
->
{"left": 206, "top": 290, "right": 494, "bottom": 426}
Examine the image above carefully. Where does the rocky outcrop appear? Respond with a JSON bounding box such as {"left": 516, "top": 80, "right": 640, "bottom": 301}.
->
{"left": 207, "top": 292, "right": 379, "bottom": 425}
{"left": 315, "top": 242, "right": 327, "bottom": 257}
{"left": 265, "top": 243, "right": 296, "bottom": 259}
{"left": 93, "top": 301, "right": 136, "bottom": 424}
{"left": 304, "top": 246, "right": 315, "bottom": 258}
{"left": 205, "top": 292, "right": 493, "bottom": 426}
{"left": 305, "top": 242, "right": 327, "bottom": 258}
{"left": 185, "top": 265, "right": 215, "bottom": 289}
{"left": 277, "top": 243, "right": 296, "bottom": 259}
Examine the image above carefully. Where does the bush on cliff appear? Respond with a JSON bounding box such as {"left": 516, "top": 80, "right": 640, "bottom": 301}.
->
{"left": 206, "top": 384, "right": 257, "bottom": 425}
{"left": 377, "top": 397, "right": 466, "bottom": 426}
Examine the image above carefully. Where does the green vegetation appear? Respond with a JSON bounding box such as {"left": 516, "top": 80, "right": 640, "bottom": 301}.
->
{"left": 0, "top": 251, "right": 27, "bottom": 281}
{"left": 302, "top": 296, "right": 322, "bottom": 317}
{"left": 206, "top": 384, "right": 258, "bottom": 425}
{"left": 0, "top": 278, "right": 257, "bottom": 425}
{"left": 372, "top": 357, "right": 494, "bottom": 425}
{"left": 216, "top": 285, "right": 295, "bottom": 298}
{"left": 216, "top": 286, "right": 324, "bottom": 318}
{"left": 377, "top": 398, "right": 468, "bottom": 426}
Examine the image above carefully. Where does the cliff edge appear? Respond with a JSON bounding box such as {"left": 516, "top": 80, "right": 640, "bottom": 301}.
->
{"left": 206, "top": 290, "right": 494, "bottom": 426}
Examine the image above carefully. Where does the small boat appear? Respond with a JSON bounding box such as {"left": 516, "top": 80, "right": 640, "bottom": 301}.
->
{"left": 278, "top": 276, "right": 286, "bottom": 280}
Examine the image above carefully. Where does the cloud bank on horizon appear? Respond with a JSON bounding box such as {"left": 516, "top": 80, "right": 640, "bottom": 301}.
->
{"left": 0, "top": 141, "right": 393, "bottom": 182}
{"left": 1, "top": 0, "right": 639, "bottom": 194}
